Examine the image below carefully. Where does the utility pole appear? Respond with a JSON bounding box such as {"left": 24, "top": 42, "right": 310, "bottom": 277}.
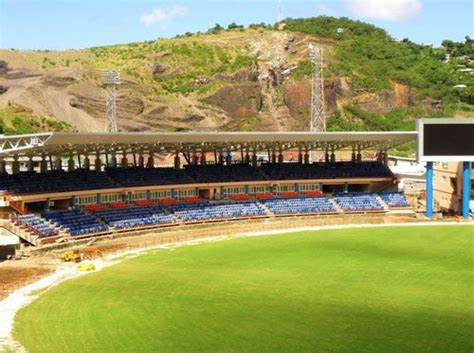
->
{"left": 278, "top": 0, "right": 283, "bottom": 23}
{"left": 308, "top": 43, "right": 326, "bottom": 132}
{"left": 102, "top": 69, "right": 120, "bottom": 133}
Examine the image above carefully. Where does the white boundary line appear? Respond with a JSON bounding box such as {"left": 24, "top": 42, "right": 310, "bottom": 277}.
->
{"left": 0, "top": 221, "right": 472, "bottom": 352}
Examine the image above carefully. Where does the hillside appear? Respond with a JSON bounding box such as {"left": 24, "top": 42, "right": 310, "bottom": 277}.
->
{"left": 0, "top": 17, "right": 472, "bottom": 137}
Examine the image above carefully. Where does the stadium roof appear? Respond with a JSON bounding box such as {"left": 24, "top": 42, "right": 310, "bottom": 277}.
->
{"left": 0, "top": 131, "right": 417, "bottom": 158}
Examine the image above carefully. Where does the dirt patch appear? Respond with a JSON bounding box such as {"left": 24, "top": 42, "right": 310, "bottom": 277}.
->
{"left": 0, "top": 265, "right": 53, "bottom": 301}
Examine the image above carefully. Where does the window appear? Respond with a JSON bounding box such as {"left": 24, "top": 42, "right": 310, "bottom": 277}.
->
{"left": 222, "top": 186, "right": 245, "bottom": 196}
{"left": 149, "top": 190, "right": 172, "bottom": 199}
{"left": 441, "top": 162, "right": 448, "bottom": 169}
{"left": 441, "top": 176, "right": 447, "bottom": 184}
{"left": 176, "top": 189, "right": 196, "bottom": 198}
{"left": 298, "top": 184, "right": 320, "bottom": 191}
{"left": 248, "top": 186, "right": 269, "bottom": 194}
{"left": 274, "top": 185, "right": 295, "bottom": 192}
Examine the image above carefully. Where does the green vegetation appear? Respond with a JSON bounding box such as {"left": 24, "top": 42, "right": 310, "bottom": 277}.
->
{"left": 89, "top": 40, "right": 253, "bottom": 95}
{"left": 285, "top": 16, "right": 473, "bottom": 112}
{"left": 14, "top": 225, "right": 474, "bottom": 353}
{"left": 0, "top": 107, "right": 72, "bottom": 134}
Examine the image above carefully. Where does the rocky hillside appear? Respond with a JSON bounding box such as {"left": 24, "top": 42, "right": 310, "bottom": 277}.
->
{"left": 0, "top": 17, "right": 472, "bottom": 134}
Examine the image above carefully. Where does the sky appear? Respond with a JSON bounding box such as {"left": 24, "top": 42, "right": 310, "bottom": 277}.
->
{"left": 0, "top": 0, "right": 472, "bottom": 50}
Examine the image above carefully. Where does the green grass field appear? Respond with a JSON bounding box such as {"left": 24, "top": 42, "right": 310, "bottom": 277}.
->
{"left": 14, "top": 225, "right": 474, "bottom": 353}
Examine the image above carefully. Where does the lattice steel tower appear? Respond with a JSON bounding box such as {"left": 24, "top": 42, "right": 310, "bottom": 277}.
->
{"left": 102, "top": 69, "right": 121, "bottom": 133}
{"left": 308, "top": 43, "right": 326, "bottom": 132}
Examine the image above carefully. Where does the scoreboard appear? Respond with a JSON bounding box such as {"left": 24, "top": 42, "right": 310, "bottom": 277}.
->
{"left": 417, "top": 119, "right": 474, "bottom": 162}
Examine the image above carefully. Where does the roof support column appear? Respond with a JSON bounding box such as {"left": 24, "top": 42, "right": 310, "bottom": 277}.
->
{"left": 54, "top": 156, "right": 62, "bottom": 171}
{"left": 121, "top": 153, "right": 128, "bottom": 168}
{"left": 226, "top": 150, "right": 232, "bottom": 165}
{"left": 95, "top": 153, "right": 101, "bottom": 172}
{"left": 351, "top": 146, "right": 356, "bottom": 163}
{"left": 462, "top": 161, "right": 471, "bottom": 219}
{"left": 138, "top": 153, "right": 144, "bottom": 168}
{"left": 67, "top": 154, "right": 75, "bottom": 172}
{"left": 278, "top": 147, "right": 284, "bottom": 164}
{"left": 12, "top": 156, "right": 20, "bottom": 174}
{"left": 147, "top": 151, "right": 155, "bottom": 168}
{"left": 0, "top": 158, "right": 6, "bottom": 174}
{"left": 251, "top": 148, "right": 258, "bottom": 168}
{"left": 27, "top": 156, "right": 34, "bottom": 172}
{"left": 40, "top": 155, "right": 48, "bottom": 173}
{"left": 110, "top": 152, "right": 117, "bottom": 168}
{"left": 357, "top": 146, "right": 362, "bottom": 163}
{"left": 330, "top": 146, "right": 336, "bottom": 164}
{"left": 174, "top": 152, "right": 180, "bottom": 170}
{"left": 83, "top": 154, "right": 90, "bottom": 170}
{"left": 425, "top": 161, "right": 433, "bottom": 218}
{"left": 304, "top": 147, "right": 310, "bottom": 165}
{"left": 298, "top": 147, "right": 303, "bottom": 164}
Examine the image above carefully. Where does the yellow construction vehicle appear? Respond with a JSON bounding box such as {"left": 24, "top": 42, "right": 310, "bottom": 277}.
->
{"left": 60, "top": 250, "right": 82, "bottom": 263}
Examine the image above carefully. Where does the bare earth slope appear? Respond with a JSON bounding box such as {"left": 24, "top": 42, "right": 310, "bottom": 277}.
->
{"left": 0, "top": 28, "right": 453, "bottom": 133}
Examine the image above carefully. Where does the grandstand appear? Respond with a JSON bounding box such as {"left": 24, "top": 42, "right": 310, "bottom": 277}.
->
{"left": 0, "top": 131, "right": 417, "bottom": 245}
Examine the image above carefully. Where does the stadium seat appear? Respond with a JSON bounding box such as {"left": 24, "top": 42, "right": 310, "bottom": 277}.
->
{"left": 42, "top": 209, "right": 108, "bottom": 236}
{"left": 261, "top": 196, "right": 336, "bottom": 215}
{"left": 332, "top": 192, "right": 384, "bottom": 211}
{"left": 379, "top": 192, "right": 409, "bottom": 208}
{"left": 13, "top": 214, "right": 59, "bottom": 237}
{"left": 167, "top": 201, "right": 266, "bottom": 222}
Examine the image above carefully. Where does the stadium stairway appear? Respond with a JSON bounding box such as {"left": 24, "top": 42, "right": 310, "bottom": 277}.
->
{"left": 375, "top": 194, "right": 390, "bottom": 211}
{"left": 257, "top": 201, "right": 275, "bottom": 217}
{"left": 328, "top": 197, "right": 344, "bottom": 214}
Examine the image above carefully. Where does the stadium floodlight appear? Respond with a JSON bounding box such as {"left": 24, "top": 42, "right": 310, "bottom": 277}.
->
{"left": 308, "top": 43, "right": 326, "bottom": 133}
{"left": 101, "top": 69, "right": 121, "bottom": 133}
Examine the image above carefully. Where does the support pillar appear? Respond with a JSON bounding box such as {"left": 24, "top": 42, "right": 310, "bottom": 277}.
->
{"left": 218, "top": 151, "right": 225, "bottom": 165}
{"left": 67, "top": 156, "right": 75, "bottom": 172}
{"left": 138, "top": 154, "right": 144, "bottom": 168}
{"left": 351, "top": 147, "right": 356, "bottom": 163}
{"left": 200, "top": 153, "right": 206, "bottom": 166}
{"left": 226, "top": 152, "right": 232, "bottom": 166}
{"left": 271, "top": 151, "right": 277, "bottom": 164}
{"left": 304, "top": 152, "right": 310, "bottom": 165}
{"left": 462, "top": 161, "right": 471, "bottom": 219}
{"left": 110, "top": 153, "right": 117, "bottom": 168}
{"left": 357, "top": 146, "right": 362, "bottom": 163}
{"left": 0, "top": 158, "right": 6, "bottom": 174}
{"left": 278, "top": 148, "right": 284, "bottom": 164}
{"left": 40, "top": 156, "right": 48, "bottom": 173}
{"left": 54, "top": 157, "right": 62, "bottom": 171}
{"left": 83, "top": 156, "right": 90, "bottom": 170}
{"left": 12, "top": 157, "right": 20, "bottom": 174}
{"left": 251, "top": 151, "right": 258, "bottom": 168}
{"left": 121, "top": 154, "right": 128, "bottom": 168}
{"left": 174, "top": 154, "right": 181, "bottom": 170}
{"left": 426, "top": 161, "right": 433, "bottom": 218}
{"left": 298, "top": 148, "right": 303, "bottom": 164}
{"left": 27, "top": 156, "right": 34, "bottom": 172}
{"left": 330, "top": 147, "right": 336, "bottom": 164}
{"left": 94, "top": 155, "right": 101, "bottom": 172}
{"left": 147, "top": 152, "right": 154, "bottom": 168}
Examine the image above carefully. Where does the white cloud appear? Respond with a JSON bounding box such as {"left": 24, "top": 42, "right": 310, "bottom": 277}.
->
{"left": 345, "top": 0, "right": 422, "bottom": 22}
{"left": 140, "top": 5, "right": 188, "bottom": 26}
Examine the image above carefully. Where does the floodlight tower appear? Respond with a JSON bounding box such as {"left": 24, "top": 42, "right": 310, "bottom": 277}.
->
{"left": 102, "top": 69, "right": 121, "bottom": 133}
{"left": 308, "top": 43, "right": 326, "bottom": 132}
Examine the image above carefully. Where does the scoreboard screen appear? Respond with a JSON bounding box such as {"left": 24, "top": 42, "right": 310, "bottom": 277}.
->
{"left": 417, "top": 119, "right": 474, "bottom": 162}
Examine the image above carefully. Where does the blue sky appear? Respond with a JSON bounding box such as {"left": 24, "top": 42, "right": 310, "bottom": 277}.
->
{"left": 0, "top": 0, "right": 472, "bottom": 50}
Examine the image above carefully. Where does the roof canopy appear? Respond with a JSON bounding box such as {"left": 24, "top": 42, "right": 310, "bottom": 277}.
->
{"left": 0, "top": 131, "right": 417, "bottom": 158}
